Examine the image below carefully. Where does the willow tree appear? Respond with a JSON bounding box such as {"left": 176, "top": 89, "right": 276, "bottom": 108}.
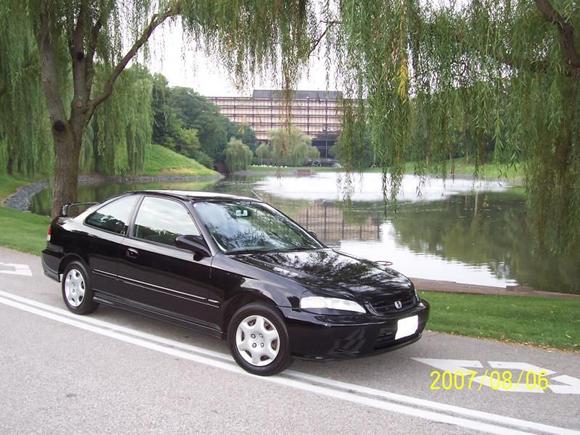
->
{"left": 0, "top": 2, "right": 52, "bottom": 176}
{"left": 332, "top": 0, "right": 579, "bottom": 253}
{"left": 1, "top": 0, "right": 313, "bottom": 216}
{"left": 224, "top": 138, "right": 253, "bottom": 173}
{"left": 270, "top": 126, "right": 319, "bottom": 165}
{"left": 84, "top": 66, "right": 154, "bottom": 175}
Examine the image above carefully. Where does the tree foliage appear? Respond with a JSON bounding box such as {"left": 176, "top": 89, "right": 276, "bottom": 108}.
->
{"left": 0, "top": 0, "right": 313, "bottom": 215}
{"left": 224, "top": 137, "right": 253, "bottom": 172}
{"left": 85, "top": 66, "right": 153, "bottom": 175}
{"left": 331, "top": 0, "right": 579, "bottom": 253}
{"left": 255, "top": 143, "right": 271, "bottom": 164}
{"left": 0, "top": 1, "right": 51, "bottom": 176}
{"left": 267, "top": 126, "right": 320, "bottom": 166}
{"left": 151, "top": 77, "right": 257, "bottom": 167}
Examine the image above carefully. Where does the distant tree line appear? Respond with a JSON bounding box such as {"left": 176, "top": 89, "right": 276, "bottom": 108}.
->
{"left": 0, "top": 65, "right": 258, "bottom": 177}
{"left": 151, "top": 74, "right": 256, "bottom": 170}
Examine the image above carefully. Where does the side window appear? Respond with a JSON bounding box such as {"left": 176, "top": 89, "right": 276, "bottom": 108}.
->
{"left": 134, "top": 197, "right": 200, "bottom": 247}
{"left": 85, "top": 195, "right": 139, "bottom": 235}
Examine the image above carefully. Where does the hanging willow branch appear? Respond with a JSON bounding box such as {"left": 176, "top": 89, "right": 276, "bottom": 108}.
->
{"left": 535, "top": 0, "right": 580, "bottom": 75}
{"left": 307, "top": 20, "right": 341, "bottom": 56}
{"left": 89, "top": 5, "right": 181, "bottom": 117}
{"left": 334, "top": 0, "right": 579, "bottom": 254}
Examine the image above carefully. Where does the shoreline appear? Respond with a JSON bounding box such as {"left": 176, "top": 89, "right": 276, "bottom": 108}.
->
{"left": 413, "top": 278, "right": 580, "bottom": 299}
{"left": 2, "top": 173, "right": 224, "bottom": 212}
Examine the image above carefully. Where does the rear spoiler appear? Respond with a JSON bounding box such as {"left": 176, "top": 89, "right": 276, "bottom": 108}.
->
{"left": 60, "top": 202, "right": 99, "bottom": 217}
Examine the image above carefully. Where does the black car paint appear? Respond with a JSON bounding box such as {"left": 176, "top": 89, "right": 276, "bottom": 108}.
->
{"left": 42, "top": 190, "right": 429, "bottom": 359}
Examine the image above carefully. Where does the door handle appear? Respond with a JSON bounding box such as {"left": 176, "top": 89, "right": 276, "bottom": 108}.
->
{"left": 126, "top": 248, "right": 139, "bottom": 259}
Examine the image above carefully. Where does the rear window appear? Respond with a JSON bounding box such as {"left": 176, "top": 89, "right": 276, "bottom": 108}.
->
{"left": 85, "top": 195, "right": 139, "bottom": 235}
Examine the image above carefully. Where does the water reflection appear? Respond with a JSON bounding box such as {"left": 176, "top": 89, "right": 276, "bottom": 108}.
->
{"left": 288, "top": 200, "right": 382, "bottom": 245}
{"left": 29, "top": 172, "right": 579, "bottom": 293}
{"left": 255, "top": 172, "right": 508, "bottom": 202}
{"left": 341, "top": 222, "right": 517, "bottom": 288}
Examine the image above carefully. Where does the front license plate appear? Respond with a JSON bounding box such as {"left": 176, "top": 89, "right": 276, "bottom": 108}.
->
{"left": 395, "top": 315, "right": 418, "bottom": 340}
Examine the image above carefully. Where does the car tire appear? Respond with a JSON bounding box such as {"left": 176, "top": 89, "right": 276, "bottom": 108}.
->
{"left": 61, "top": 260, "right": 98, "bottom": 315}
{"left": 228, "top": 302, "right": 292, "bottom": 376}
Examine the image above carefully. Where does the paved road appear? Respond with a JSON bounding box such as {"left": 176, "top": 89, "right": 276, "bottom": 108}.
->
{"left": 0, "top": 247, "right": 578, "bottom": 434}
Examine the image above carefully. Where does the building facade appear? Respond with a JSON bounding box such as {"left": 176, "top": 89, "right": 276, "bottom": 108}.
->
{"left": 208, "top": 89, "right": 343, "bottom": 159}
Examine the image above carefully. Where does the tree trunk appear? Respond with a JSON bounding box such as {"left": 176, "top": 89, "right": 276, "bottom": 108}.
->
{"left": 50, "top": 128, "right": 81, "bottom": 217}
{"left": 6, "top": 155, "right": 14, "bottom": 175}
{"left": 35, "top": 4, "right": 176, "bottom": 217}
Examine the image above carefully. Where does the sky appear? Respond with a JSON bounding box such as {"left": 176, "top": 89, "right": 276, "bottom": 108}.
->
{"left": 146, "top": 20, "right": 336, "bottom": 97}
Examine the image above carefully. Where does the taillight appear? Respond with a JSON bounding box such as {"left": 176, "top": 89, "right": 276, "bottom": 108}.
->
{"left": 47, "top": 225, "right": 52, "bottom": 242}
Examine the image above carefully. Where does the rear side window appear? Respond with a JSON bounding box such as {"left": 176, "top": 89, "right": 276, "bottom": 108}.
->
{"left": 85, "top": 195, "right": 139, "bottom": 235}
{"left": 133, "top": 196, "right": 200, "bottom": 247}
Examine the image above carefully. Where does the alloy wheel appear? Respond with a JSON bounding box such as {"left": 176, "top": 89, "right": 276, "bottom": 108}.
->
{"left": 64, "top": 268, "right": 85, "bottom": 307}
{"left": 235, "top": 315, "right": 280, "bottom": 367}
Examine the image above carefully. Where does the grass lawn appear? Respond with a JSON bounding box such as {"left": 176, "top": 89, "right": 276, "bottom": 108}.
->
{"left": 422, "top": 291, "right": 580, "bottom": 351}
{"left": 0, "top": 207, "right": 50, "bottom": 254}
{"left": 0, "top": 174, "right": 32, "bottom": 199}
{"left": 246, "top": 159, "right": 524, "bottom": 181}
{"left": 142, "top": 144, "right": 217, "bottom": 177}
{"left": 438, "top": 158, "right": 523, "bottom": 180}
{"left": 0, "top": 176, "right": 50, "bottom": 254}
{"left": 364, "top": 159, "right": 524, "bottom": 181}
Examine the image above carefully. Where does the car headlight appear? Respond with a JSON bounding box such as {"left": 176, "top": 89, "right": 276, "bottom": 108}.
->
{"left": 300, "top": 296, "right": 366, "bottom": 314}
{"left": 413, "top": 285, "right": 420, "bottom": 302}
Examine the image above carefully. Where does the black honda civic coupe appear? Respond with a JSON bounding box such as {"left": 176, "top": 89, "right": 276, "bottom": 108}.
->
{"left": 42, "top": 190, "right": 429, "bottom": 375}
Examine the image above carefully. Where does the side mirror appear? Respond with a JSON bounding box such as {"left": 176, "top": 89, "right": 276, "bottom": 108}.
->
{"left": 175, "top": 235, "right": 211, "bottom": 259}
{"left": 308, "top": 230, "right": 318, "bottom": 239}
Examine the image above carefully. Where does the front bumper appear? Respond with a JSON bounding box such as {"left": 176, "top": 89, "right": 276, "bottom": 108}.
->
{"left": 281, "top": 299, "right": 430, "bottom": 359}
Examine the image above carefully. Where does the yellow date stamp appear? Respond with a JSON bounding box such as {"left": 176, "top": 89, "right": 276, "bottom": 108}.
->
{"left": 430, "top": 369, "right": 550, "bottom": 392}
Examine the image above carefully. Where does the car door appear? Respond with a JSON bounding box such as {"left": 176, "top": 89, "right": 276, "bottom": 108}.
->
{"left": 82, "top": 194, "right": 141, "bottom": 295}
{"left": 117, "top": 195, "right": 219, "bottom": 330}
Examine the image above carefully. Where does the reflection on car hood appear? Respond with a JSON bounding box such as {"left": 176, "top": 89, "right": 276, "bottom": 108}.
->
{"left": 232, "top": 248, "right": 413, "bottom": 300}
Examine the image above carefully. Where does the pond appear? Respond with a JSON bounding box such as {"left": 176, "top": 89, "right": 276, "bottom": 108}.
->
{"left": 30, "top": 172, "right": 579, "bottom": 293}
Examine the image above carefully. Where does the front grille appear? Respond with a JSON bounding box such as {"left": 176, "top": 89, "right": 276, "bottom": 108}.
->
{"left": 367, "top": 291, "right": 416, "bottom": 316}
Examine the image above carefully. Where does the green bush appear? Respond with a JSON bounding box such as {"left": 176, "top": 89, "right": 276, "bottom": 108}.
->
{"left": 224, "top": 138, "right": 253, "bottom": 173}
{"left": 266, "top": 126, "right": 320, "bottom": 166}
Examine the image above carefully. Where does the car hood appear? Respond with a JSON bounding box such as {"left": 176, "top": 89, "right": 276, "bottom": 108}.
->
{"left": 231, "top": 248, "right": 413, "bottom": 300}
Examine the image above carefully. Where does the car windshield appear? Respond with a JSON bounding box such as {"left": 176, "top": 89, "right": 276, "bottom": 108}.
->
{"left": 194, "top": 201, "right": 323, "bottom": 254}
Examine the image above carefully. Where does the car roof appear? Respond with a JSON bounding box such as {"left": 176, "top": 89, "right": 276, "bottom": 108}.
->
{"left": 131, "top": 190, "right": 261, "bottom": 203}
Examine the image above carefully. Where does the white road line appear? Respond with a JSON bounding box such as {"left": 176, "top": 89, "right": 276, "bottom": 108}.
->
{"left": 0, "top": 290, "right": 577, "bottom": 435}
{"left": 0, "top": 263, "right": 32, "bottom": 276}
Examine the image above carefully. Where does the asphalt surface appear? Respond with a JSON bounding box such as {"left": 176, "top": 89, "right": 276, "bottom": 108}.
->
{"left": 0, "top": 247, "right": 578, "bottom": 434}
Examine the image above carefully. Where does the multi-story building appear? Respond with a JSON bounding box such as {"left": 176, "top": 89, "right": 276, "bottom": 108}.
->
{"left": 208, "top": 89, "right": 343, "bottom": 159}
